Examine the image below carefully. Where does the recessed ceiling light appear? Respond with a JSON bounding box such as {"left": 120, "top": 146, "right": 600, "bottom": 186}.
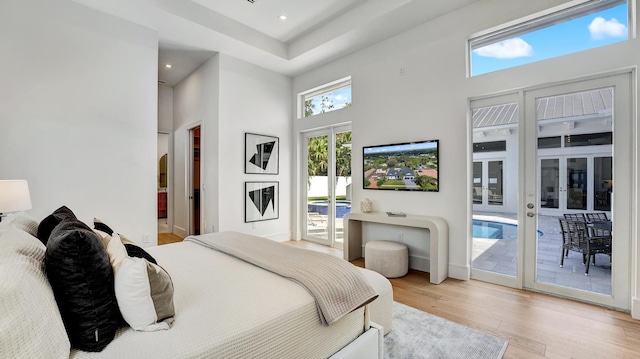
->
{"left": 164, "top": 64, "right": 172, "bottom": 69}
{"left": 279, "top": 14, "right": 287, "bottom": 21}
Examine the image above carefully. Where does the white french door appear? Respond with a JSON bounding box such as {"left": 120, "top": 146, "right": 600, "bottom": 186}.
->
{"left": 523, "top": 74, "right": 630, "bottom": 310}
{"left": 473, "top": 159, "right": 506, "bottom": 210}
{"left": 302, "top": 125, "right": 352, "bottom": 248}
{"left": 471, "top": 73, "right": 631, "bottom": 310}
{"left": 538, "top": 154, "right": 613, "bottom": 215}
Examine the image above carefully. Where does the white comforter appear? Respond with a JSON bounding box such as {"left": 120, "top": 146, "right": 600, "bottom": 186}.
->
{"left": 71, "top": 239, "right": 365, "bottom": 359}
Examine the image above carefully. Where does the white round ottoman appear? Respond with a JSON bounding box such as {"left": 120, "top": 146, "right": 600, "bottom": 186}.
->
{"left": 365, "top": 240, "right": 409, "bottom": 278}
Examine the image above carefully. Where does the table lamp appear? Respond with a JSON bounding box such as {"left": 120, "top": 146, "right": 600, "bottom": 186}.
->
{"left": 0, "top": 180, "right": 32, "bottom": 222}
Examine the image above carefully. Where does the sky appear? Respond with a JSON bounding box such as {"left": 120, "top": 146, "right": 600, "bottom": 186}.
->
{"left": 308, "top": 87, "right": 352, "bottom": 116}
{"left": 471, "top": 4, "right": 628, "bottom": 76}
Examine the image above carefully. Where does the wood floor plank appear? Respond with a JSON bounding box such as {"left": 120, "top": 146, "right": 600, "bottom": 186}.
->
{"left": 276, "top": 241, "right": 640, "bottom": 358}
{"left": 158, "top": 232, "right": 183, "bottom": 245}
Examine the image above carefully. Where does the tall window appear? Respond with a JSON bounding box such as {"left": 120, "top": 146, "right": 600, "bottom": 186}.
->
{"left": 300, "top": 77, "right": 352, "bottom": 118}
{"left": 470, "top": 0, "right": 628, "bottom": 76}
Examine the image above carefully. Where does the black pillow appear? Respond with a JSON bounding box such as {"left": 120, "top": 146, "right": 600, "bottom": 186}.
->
{"left": 37, "top": 206, "right": 77, "bottom": 245}
{"left": 94, "top": 218, "right": 157, "bottom": 264}
{"left": 124, "top": 243, "right": 158, "bottom": 265}
{"left": 44, "top": 219, "right": 122, "bottom": 352}
{"left": 93, "top": 219, "right": 114, "bottom": 236}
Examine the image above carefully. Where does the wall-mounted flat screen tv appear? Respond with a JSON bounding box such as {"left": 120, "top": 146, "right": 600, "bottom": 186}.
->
{"left": 363, "top": 139, "right": 439, "bottom": 192}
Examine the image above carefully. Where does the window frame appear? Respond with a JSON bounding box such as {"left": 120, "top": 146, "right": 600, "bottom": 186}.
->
{"left": 298, "top": 76, "right": 352, "bottom": 119}
{"left": 468, "top": 0, "right": 629, "bottom": 77}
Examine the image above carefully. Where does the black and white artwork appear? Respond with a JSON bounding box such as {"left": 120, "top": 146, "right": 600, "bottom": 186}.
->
{"left": 245, "top": 133, "right": 279, "bottom": 174}
{"left": 245, "top": 181, "right": 279, "bottom": 222}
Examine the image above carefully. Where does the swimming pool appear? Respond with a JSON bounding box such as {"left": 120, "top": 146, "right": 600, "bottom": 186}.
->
{"left": 307, "top": 200, "right": 352, "bottom": 218}
{"left": 473, "top": 217, "right": 543, "bottom": 239}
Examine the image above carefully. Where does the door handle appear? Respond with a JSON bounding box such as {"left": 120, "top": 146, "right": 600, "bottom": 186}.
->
{"left": 527, "top": 212, "right": 535, "bottom": 217}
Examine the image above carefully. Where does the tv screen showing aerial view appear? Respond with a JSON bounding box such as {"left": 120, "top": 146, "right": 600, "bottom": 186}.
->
{"left": 363, "top": 140, "right": 439, "bottom": 192}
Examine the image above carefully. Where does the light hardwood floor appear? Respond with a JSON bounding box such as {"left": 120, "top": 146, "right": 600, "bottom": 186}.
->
{"left": 284, "top": 240, "right": 640, "bottom": 359}
{"left": 158, "top": 235, "right": 640, "bottom": 357}
{"left": 158, "top": 232, "right": 183, "bottom": 245}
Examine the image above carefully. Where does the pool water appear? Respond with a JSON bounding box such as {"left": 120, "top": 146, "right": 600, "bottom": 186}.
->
{"left": 472, "top": 219, "right": 543, "bottom": 239}
{"left": 307, "top": 200, "right": 352, "bottom": 218}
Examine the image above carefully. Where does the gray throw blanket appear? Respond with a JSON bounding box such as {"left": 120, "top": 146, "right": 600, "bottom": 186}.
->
{"left": 185, "top": 231, "right": 378, "bottom": 326}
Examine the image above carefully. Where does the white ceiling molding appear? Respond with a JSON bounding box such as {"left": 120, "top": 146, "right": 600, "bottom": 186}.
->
{"left": 72, "top": 0, "right": 481, "bottom": 84}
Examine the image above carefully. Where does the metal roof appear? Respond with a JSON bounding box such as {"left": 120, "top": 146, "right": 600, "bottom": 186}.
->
{"left": 473, "top": 88, "right": 613, "bottom": 129}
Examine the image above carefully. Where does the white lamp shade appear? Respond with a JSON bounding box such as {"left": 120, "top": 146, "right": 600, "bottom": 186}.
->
{"left": 0, "top": 180, "right": 33, "bottom": 213}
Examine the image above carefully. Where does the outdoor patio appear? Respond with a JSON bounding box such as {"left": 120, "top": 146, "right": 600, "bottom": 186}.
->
{"left": 472, "top": 211, "right": 612, "bottom": 295}
{"left": 307, "top": 209, "right": 612, "bottom": 295}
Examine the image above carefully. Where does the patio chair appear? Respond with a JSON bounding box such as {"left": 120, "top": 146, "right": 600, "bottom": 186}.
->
{"left": 307, "top": 212, "right": 327, "bottom": 227}
{"left": 563, "top": 213, "right": 586, "bottom": 222}
{"left": 585, "top": 212, "right": 608, "bottom": 221}
{"left": 558, "top": 219, "right": 611, "bottom": 275}
{"left": 585, "top": 212, "right": 612, "bottom": 245}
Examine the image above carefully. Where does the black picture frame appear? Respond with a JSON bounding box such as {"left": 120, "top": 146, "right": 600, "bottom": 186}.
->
{"left": 245, "top": 181, "right": 279, "bottom": 223}
{"left": 245, "top": 133, "right": 279, "bottom": 174}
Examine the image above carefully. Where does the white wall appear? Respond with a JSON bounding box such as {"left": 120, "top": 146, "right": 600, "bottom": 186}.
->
{"left": 217, "top": 54, "right": 293, "bottom": 240}
{"left": 0, "top": 0, "right": 158, "bottom": 246}
{"left": 293, "top": 0, "right": 640, "bottom": 311}
{"left": 173, "top": 54, "right": 292, "bottom": 240}
{"left": 173, "top": 55, "right": 220, "bottom": 237}
{"left": 158, "top": 85, "right": 174, "bottom": 132}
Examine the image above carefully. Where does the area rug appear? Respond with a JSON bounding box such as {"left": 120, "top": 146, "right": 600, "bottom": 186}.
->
{"left": 384, "top": 302, "right": 508, "bottom": 359}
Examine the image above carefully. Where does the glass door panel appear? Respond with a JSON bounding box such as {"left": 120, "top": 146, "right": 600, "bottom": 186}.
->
{"left": 306, "top": 133, "right": 330, "bottom": 244}
{"left": 472, "top": 162, "right": 483, "bottom": 204}
{"left": 487, "top": 161, "right": 504, "bottom": 206}
{"left": 524, "top": 75, "right": 631, "bottom": 310}
{"left": 303, "top": 126, "right": 352, "bottom": 248}
{"left": 470, "top": 95, "right": 519, "bottom": 286}
{"left": 540, "top": 159, "right": 559, "bottom": 209}
{"left": 566, "top": 158, "right": 587, "bottom": 210}
{"left": 472, "top": 159, "right": 505, "bottom": 209}
{"left": 593, "top": 156, "right": 612, "bottom": 211}
{"left": 334, "top": 130, "right": 352, "bottom": 248}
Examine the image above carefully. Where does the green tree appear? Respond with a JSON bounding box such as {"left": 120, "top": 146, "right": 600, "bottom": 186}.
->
{"left": 307, "top": 132, "right": 352, "bottom": 188}
{"left": 335, "top": 132, "right": 352, "bottom": 177}
{"left": 304, "top": 94, "right": 351, "bottom": 118}
{"left": 307, "top": 136, "right": 328, "bottom": 177}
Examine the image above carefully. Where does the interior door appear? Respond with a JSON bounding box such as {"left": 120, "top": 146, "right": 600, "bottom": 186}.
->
{"left": 523, "top": 74, "right": 630, "bottom": 310}
{"left": 303, "top": 126, "right": 352, "bottom": 248}
{"left": 188, "top": 126, "right": 201, "bottom": 236}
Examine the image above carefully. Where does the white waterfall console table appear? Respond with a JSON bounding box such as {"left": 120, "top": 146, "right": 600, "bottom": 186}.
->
{"left": 343, "top": 212, "right": 449, "bottom": 284}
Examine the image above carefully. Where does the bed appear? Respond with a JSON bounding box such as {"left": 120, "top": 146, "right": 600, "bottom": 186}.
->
{"left": 0, "top": 212, "right": 391, "bottom": 359}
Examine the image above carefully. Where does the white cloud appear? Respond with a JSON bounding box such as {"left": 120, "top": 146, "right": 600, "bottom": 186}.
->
{"left": 473, "top": 38, "right": 532, "bottom": 59}
{"left": 589, "top": 17, "right": 627, "bottom": 40}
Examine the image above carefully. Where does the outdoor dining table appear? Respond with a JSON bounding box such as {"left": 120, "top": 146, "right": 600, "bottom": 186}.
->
{"left": 588, "top": 220, "right": 613, "bottom": 232}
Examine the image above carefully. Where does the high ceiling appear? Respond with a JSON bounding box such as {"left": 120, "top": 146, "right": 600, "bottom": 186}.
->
{"left": 74, "top": 0, "right": 480, "bottom": 86}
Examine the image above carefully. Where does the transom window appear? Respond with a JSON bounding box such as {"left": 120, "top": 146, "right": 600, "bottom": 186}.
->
{"left": 299, "top": 77, "right": 352, "bottom": 118}
{"left": 469, "top": 0, "right": 628, "bottom": 76}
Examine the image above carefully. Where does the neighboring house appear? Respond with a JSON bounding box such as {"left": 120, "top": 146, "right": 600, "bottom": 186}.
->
{"left": 386, "top": 168, "right": 401, "bottom": 180}
{"left": 400, "top": 167, "right": 415, "bottom": 180}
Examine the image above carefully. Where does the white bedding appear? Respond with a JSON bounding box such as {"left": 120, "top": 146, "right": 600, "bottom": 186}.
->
{"left": 71, "top": 240, "right": 366, "bottom": 359}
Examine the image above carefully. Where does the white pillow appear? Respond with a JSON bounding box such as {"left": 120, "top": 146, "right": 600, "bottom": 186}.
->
{"left": 0, "top": 226, "right": 70, "bottom": 359}
{"left": 0, "top": 211, "right": 39, "bottom": 237}
{"left": 107, "top": 234, "right": 175, "bottom": 331}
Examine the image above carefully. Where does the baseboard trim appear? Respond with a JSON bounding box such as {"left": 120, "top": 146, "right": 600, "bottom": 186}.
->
{"left": 448, "top": 263, "right": 470, "bottom": 280}
{"left": 632, "top": 297, "right": 640, "bottom": 320}
{"left": 173, "top": 225, "right": 187, "bottom": 238}
{"left": 263, "top": 231, "right": 292, "bottom": 242}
